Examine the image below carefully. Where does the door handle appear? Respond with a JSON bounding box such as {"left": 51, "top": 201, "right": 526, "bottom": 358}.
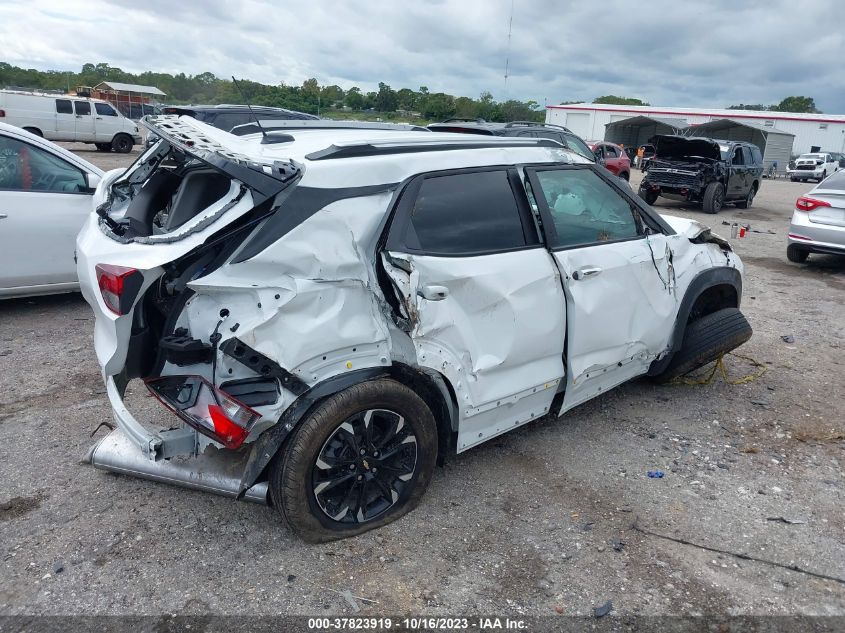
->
{"left": 572, "top": 267, "right": 602, "bottom": 280}
{"left": 418, "top": 285, "right": 449, "bottom": 301}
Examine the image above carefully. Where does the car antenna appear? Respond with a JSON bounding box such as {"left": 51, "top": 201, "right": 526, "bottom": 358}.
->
{"left": 231, "top": 75, "right": 267, "bottom": 139}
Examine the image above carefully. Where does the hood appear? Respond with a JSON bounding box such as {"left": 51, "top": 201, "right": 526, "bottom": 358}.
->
{"left": 660, "top": 214, "right": 732, "bottom": 250}
{"left": 652, "top": 135, "right": 722, "bottom": 161}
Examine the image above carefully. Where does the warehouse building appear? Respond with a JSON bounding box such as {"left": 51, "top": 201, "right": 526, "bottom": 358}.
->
{"left": 546, "top": 103, "right": 845, "bottom": 157}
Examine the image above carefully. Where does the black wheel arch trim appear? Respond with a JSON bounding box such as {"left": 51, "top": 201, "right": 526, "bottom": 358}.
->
{"left": 647, "top": 266, "right": 743, "bottom": 376}
{"left": 236, "top": 363, "right": 457, "bottom": 497}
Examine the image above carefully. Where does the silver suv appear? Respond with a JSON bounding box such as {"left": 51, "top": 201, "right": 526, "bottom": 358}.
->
{"left": 77, "top": 116, "right": 751, "bottom": 541}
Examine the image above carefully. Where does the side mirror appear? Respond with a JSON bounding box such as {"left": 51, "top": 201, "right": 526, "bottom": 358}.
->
{"left": 87, "top": 172, "right": 102, "bottom": 190}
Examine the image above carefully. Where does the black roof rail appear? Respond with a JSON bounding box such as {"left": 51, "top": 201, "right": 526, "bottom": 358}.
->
{"left": 439, "top": 117, "right": 487, "bottom": 124}
{"left": 230, "top": 120, "right": 431, "bottom": 136}
{"left": 306, "top": 138, "right": 563, "bottom": 161}
{"left": 504, "top": 121, "right": 573, "bottom": 132}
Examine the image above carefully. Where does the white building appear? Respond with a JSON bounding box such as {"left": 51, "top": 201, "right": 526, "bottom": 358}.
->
{"left": 546, "top": 103, "right": 845, "bottom": 156}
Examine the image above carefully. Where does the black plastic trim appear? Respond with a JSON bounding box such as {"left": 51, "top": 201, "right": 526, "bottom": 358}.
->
{"left": 220, "top": 338, "right": 310, "bottom": 396}
{"left": 305, "top": 139, "right": 562, "bottom": 161}
{"left": 647, "top": 266, "right": 743, "bottom": 376}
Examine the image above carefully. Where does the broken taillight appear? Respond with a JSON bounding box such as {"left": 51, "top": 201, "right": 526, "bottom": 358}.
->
{"left": 95, "top": 264, "right": 142, "bottom": 315}
{"left": 145, "top": 376, "right": 261, "bottom": 449}
{"left": 795, "top": 197, "right": 831, "bottom": 212}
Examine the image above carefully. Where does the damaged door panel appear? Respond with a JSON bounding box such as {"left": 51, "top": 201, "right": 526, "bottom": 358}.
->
{"left": 382, "top": 167, "right": 566, "bottom": 450}
{"left": 524, "top": 165, "right": 680, "bottom": 411}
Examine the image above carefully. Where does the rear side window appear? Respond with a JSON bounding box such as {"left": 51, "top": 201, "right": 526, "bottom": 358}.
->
{"left": 56, "top": 99, "right": 72, "bottom": 114}
{"left": 603, "top": 144, "right": 619, "bottom": 158}
{"left": 403, "top": 170, "right": 531, "bottom": 255}
{"left": 74, "top": 101, "right": 91, "bottom": 116}
{"left": 207, "top": 113, "right": 250, "bottom": 131}
{"left": 95, "top": 102, "right": 117, "bottom": 116}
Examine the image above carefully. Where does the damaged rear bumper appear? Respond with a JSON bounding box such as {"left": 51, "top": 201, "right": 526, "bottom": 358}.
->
{"left": 87, "top": 376, "right": 268, "bottom": 504}
{"left": 86, "top": 429, "right": 268, "bottom": 504}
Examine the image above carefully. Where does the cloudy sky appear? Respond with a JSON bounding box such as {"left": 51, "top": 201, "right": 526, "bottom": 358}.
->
{"left": 1, "top": 0, "right": 844, "bottom": 111}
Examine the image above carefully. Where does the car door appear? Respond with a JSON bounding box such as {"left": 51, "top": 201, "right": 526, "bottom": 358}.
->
{"left": 54, "top": 98, "right": 75, "bottom": 139}
{"left": 93, "top": 102, "right": 120, "bottom": 142}
{"left": 0, "top": 133, "right": 92, "bottom": 290}
{"left": 383, "top": 167, "right": 567, "bottom": 450}
{"left": 727, "top": 146, "right": 748, "bottom": 198}
{"left": 524, "top": 165, "right": 678, "bottom": 412}
{"left": 73, "top": 101, "right": 96, "bottom": 142}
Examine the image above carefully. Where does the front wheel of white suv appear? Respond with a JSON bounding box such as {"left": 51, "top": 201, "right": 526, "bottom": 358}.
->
{"left": 270, "top": 379, "right": 438, "bottom": 542}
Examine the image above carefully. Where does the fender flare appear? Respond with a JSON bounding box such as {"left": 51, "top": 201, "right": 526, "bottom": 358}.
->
{"left": 648, "top": 266, "right": 742, "bottom": 376}
{"left": 236, "top": 364, "right": 458, "bottom": 497}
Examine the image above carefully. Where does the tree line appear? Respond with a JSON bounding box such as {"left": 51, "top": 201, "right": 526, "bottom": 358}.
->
{"left": 0, "top": 62, "right": 545, "bottom": 123}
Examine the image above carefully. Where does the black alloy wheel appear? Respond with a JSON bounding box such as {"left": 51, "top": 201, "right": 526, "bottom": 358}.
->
{"left": 312, "top": 408, "right": 417, "bottom": 524}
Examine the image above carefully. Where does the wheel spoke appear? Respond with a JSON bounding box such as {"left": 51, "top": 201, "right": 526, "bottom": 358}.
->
{"left": 372, "top": 475, "right": 395, "bottom": 504}
{"left": 314, "top": 472, "right": 355, "bottom": 496}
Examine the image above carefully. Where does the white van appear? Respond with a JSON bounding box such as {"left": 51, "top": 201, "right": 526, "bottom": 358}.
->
{"left": 0, "top": 90, "right": 142, "bottom": 153}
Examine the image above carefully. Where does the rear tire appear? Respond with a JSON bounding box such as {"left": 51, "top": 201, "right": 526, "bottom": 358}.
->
{"left": 702, "top": 182, "right": 724, "bottom": 214}
{"left": 22, "top": 127, "right": 43, "bottom": 137}
{"left": 639, "top": 188, "right": 658, "bottom": 205}
{"left": 651, "top": 308, "right": 752, "bottom": 383}
{"left": 111, "top": 134, "right": 133, "bottom": 153}
{"left": 95, "top": 143, "right": 112, "bottom": 152}
{"left": 619, "top": 171, "right": 630, "bottom": 181}
{"left": 786, "top": 244, "right": 809, "bottom": 263}
{"left": 270, "top": 379, "right": 438, "bottom": 543}
{"left": 735, "top": 184, "right": 757, "bottom": 209}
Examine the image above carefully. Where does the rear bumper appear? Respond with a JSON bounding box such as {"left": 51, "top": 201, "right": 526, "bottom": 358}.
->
{"left": 788, "top": 211, "right": 845, "bottom": 254}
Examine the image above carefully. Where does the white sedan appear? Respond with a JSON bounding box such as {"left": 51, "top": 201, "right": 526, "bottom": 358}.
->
{"left": 0, "top": 122, "right": 104, "bottom": 299}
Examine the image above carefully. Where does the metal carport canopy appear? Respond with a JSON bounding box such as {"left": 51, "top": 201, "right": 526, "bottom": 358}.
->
{"left": 685, "top": 118, "right": 795, "bottom": 170}
{"left": 603, "top": 115, "right": 690, "bottom": 148}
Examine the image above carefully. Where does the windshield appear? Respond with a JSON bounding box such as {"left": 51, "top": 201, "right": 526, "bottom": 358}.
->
{"left": 800, "top": 154, "right": 824, "bottom": 160}
{"left": 563, "top": 133, "right": 595, "bottom": 161}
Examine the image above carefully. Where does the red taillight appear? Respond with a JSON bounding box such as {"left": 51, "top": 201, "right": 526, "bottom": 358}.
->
{"left": 95, "top": 264, "right": 140, "bottom": 315}
{"left": 146, "top": 376, "right": 261, "bottom": 449}
{"left": 796, "top": 196, "right": 831, "bottom": 212}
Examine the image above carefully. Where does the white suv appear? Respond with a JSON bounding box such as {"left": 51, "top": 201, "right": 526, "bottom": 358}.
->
{"left": 77, "top": 116, "right": 751, "bottom": 541}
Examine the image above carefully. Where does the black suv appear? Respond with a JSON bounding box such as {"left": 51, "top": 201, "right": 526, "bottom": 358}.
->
{"left": 428, "top": 119, "right": 596, "bottom": 162}
{"left": 639, "top": 135, "right": 763, "bottom": 213}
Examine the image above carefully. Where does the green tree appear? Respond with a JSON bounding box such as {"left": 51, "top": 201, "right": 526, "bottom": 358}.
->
{"left": 374, "top": 82, "right": 398, "bottom": 112}
{"left": 592, "top": 95, "right": 649, "bottom": 106}
{"left": 396, "top": 88, "right": 417, "bottom": 110}
{"left": 772, "top": 96, "right": 819, "bottom": 113}
{"left": 345, "top": 86, "right": 364, "bottom": 109}
{"left": 421, "top": 92, "right": 455, "bottom": 120}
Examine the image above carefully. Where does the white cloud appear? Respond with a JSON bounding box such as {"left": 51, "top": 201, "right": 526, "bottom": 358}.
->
{"left": 1, "top": 0, "right": 843, "bottom": 111}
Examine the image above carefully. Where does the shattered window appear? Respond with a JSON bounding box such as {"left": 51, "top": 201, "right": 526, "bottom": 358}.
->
{"left": 406, "top": 170, "right": 529, "bottom": 254}
{"left": 534, "top": 168, "right": 640, "bottom": 249}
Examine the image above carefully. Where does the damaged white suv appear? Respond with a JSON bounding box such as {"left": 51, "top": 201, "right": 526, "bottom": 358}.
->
{"left": 78, "top": 116, "right": 751, "bottom": 541}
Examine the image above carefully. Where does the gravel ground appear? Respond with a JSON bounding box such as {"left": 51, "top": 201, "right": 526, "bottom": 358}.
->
{"left": 0, "top": 148, "right": 843, "bottom": 618}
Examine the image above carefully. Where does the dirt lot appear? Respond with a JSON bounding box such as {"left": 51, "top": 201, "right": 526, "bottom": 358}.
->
{"left": 1, "top": 146, "right": 843, "bottom": 619}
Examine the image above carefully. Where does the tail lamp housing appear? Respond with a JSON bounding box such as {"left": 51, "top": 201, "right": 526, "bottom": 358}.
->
{"left": 145, "top": 375, "right": 261, "bottom": 449}
{"left": 95, "top": 264, "right": 142, "bottom": 315}
{"left": 795, "top": 196, "right": 831, "bottom": 213}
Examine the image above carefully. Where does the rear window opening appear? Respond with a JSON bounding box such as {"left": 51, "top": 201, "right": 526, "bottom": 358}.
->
{"left": 115, "top": 152, "right": 234, "bottom": 239}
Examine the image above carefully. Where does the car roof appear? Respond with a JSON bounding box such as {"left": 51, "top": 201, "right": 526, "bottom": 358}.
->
{"left": 143, "top": 115, "right": 590, "bottom": 188}
{"left": 0, "top": 121, "right": 103, "bottom": 175}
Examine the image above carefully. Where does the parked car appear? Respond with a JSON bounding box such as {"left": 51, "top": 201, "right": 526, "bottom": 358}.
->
{"left": 0, "top": 90, "right": 141, "bottom": 152}
{"left": 145, "top": 104, "right": 319, "bottom": 147}
{"left": 639, "top": 135, "right": 763, "bottom": 213}
{"left": 787, "top": 152, "right": 840, "bottom": 182}
{"left": 427, "top": 119, "right": 597, "bottom": 162}
{"left": 0, "top": 122, "right": 104, "bottom": 299}
{"left": 79, "top": 115, "right": 750, "bottom": 541}
{"left": 587, "top": 141, "right": 631, "bottom": 180}
{"left": 786, "top": 168, "right": 845, "bottom": 263}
